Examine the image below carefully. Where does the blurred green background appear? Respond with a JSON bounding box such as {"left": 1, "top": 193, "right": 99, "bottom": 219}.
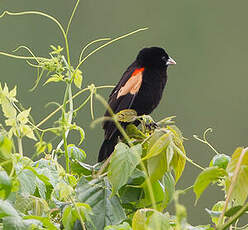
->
{"left": 1, "top": 0, "right": 248, "bottom": 225}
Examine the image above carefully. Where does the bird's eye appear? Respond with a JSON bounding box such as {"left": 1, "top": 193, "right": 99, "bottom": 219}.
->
{"left": 161, "top": 56, "right": 167, "bottom": 61}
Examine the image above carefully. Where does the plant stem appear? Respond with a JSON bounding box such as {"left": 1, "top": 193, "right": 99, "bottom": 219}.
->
{"left": 17, "top": 137, "right": 23, "bottom": 156}
{"left": 63, "top": 132, "right": 70, "bottom": 174}
{"left": 217, "top": 147, "right": 248, "bottom": 227}
{"left": 217, "top": 202, "right": 248, "bottom": 230}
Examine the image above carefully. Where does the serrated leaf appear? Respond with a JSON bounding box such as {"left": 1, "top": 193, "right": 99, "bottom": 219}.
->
{"left": 161, "top": 172, "right": 175, "bottom": 208}
{"left": 76, "top": 177, "right": 126, "bottom": 230}
{"left": 108, "top": 143, "right": 142, "bottom": 196}
{"left": 193, "top": 167, "right": 227, "bottom": 202}
{"left": 22, "top": 125, "right": 37, "bottom": 140}
{"left": 17, "top": 108, "right": 30, "bottom": 124}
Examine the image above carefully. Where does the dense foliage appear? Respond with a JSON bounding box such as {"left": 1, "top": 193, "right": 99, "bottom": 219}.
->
{"left": 0, "top": 1, "right": 247, "bottom": 229}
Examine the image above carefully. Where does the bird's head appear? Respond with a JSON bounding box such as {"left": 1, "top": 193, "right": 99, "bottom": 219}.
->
{"left": 136, "top": 47, "right": 176, "bottom": 69}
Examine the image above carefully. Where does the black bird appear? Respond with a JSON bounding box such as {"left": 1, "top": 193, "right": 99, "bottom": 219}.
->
{"left": 98, "top": 47, "right": 176, "bottom": 162}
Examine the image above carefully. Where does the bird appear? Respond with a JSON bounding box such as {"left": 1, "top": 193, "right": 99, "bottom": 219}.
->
{"left": 98, "top": 47, "right": 176, "bottom": 162}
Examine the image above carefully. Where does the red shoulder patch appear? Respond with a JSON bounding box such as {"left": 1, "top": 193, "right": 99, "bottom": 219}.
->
{"left": 131, "top": 67, "right": 144, "bottom": 77}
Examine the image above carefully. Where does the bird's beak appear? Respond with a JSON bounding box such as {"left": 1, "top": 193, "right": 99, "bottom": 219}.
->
{"left": 166, "top": 57, "right": 176, "bottom": 65}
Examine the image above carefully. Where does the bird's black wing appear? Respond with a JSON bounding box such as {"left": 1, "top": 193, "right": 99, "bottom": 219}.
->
{"left": 103, "top": 61, "right": 143, "bottom": 140}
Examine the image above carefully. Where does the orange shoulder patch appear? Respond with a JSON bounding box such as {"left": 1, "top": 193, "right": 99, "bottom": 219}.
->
{"left": 117, "top": 68, "right": 144, "bottom": 99}
{"left": 131, "top": 67, "right": 144, "bottom": 77}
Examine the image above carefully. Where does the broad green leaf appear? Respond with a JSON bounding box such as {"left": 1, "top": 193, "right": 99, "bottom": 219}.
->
{"left": 71, "top": 161, "right": 94, "bottom": 176}
{"left": 62, "top": 205, "right": 78, "bottom": 230}
{"left": 126, "top": 124, "right": 146, "bottom": 140}
{"left": 53, "top": 182, "right": 73, "bottom": 201}
{"left": 226, "top": 147, "right": 248, "bottom": 173}
{"left": 68, "top": 144, "right": 86, "bottom": 162}
{"left": 23, "top": 216, "right": 57, "bottom": 230}
{"left": 142, "top": 181, "right": 165, "bottom": 211}
{"left": 132, "top": 209, "right": 170, "bottom": 230}
{"left": 193, "top": 167, "right": 227, "bottom": 202}
{"left": 116, "top": 109, "right": 137, "bottom": 122}
{"left": 146, "top": 211, "right": 170, "bottom": 230}
{"left": 171, "top": 142, "right": 186, "bottom": 183}
{"left": 104, "top": 222, "right": 132, "bottom": 230}
{"left": 0, "top": 135, "right": 13, "bottom": 174}
{"left": 18, "top": 169, "right": 36, "bottom": 195}
{"left": 108, "top": 143, "right": 142, "bottom": 196}
{"left": 225, "top": 147, "right": 248, "bottom": 205}
{"left": 76, "top": 177, "right": 126, "bottom": 230}
{"left": 147, "top": 150, "right": 167, "bottom": 182}
{"left": 160, "top": 172, "right": 175, "bottom": 208}
{"left": 143, "top": 133, "right": 171, "bottom": 160}
{"left": 225, "top": 166, "right": 248, "bottom": 205}
{"left": 0, "top": 200, "right": 19, "bottom": 218}
{"left": 0, "top": 170, "right": 12, "bottom": 199}
{"left": 36, "top": 178, "right": 46, "bottom": 199}
{"left": 3, "top": 216, "right": 26, "bottom": 230}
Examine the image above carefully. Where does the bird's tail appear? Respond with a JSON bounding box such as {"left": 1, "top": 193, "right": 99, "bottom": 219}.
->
{"left": 98, "top": 135, "right": 118, "bottom": 162}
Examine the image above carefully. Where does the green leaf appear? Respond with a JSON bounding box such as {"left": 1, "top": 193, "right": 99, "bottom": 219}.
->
{"left": 23, "top": 216, "right": 57, "bottom": 230}
{"left": 108, "top": 143, "right": 142, "bottom": 196}
{"left": 225, "top": 147, "right": 248, "bottom": 205}
{"left": 0, "top": 135, "right": 13, "bottom": 174}
{"left": 143, "top": 133, "right": 171, "bottom": 160}
{"left": 76, "top": 177, "right": 126, "bottom": 230}
{"left": 116, "top": 109, "right": 137, "bottom": 122}
{"left": 208, "top": 201, "right": 225, "bottom": 225}
{"left": 3, "top": 216, "right": 26, "bottom": 230}
{"left": 132, "top": 209, "right": 170, "bottom": 230}
{"left": 0, "top": 170, "right": 12, "bottom": 199}
{"left": 147, "top": 150, "right": 167, "bottom": 182}
{"left": 170, "top": 141, "right": 186, "bottom": 183}
{"left": 62, "top": 205, "right": 78, "bottom": 230}
{"left": 18, "top": 169, "right": 37, "bottom": 195}
{"left": 126, "top": 124, "right": 146, "bottom": 140}
{"left": 104, "top": 222, "right": 132, "bottom": 230}
{"left": 193, "top": 167, "right": 227, "bottom": 202}
{"left": 44, "top": 74, "right": 64, "bottom": 85}
{"left": 225, "top": 205, "right": 248, "bottom": 217}
{"left": 73, "top": 69, "right": 83, "bottom": 89}
{"left": 225, "top": 166, "right": 248, "bottom": 205}
{"left": 71, "top": 161, "right": 94, "bottom": 176}
{"left": 0, "top": 200, "right": 19, "bottom": 218}
{"left": 68, "top": 144, "right": 86, "bottom": 162}
{"left": 160, "top": 172, "right": 175, "bottom": 208}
